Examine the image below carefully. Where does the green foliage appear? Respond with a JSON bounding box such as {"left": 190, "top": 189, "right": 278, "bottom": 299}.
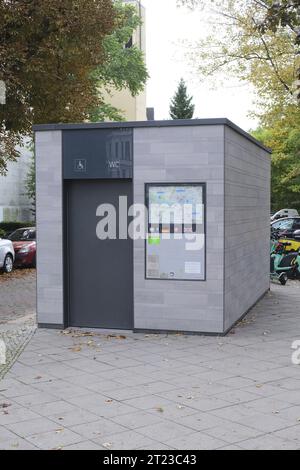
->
{"left": 99, "top": 1, "right": 148, "bottom": 96}
{"left": 0, "top": 128, "right": 22, "bottom": 176}
{"left": 89, "top": 103, "right": 125, "bottom": 123}
{"left": 0, "top": 221, "right": 35, "bottom": 238}
{"left": 257, "top": 0, "right": 300, "bottom": 102}
{"left": 170, "top": 79, "right": 195, "bottom": 120}
{"left": 252, "top": 105, "right": 300, "bottom": 211}
{"left": 92, "top": 1, "right": 148, "bottom": 121}
{"left": 179, "top": 0, "right": 298, "bottom": 112}
{"left": 258, "top": 1, "right": 300, "bottom": 42}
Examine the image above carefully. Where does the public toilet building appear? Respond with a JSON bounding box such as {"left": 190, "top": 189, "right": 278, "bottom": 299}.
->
{"left": 34, "top": 119, "right": 271, "bottom": 335}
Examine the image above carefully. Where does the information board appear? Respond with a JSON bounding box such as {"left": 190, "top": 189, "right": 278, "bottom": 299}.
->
{"left": 146, "top": 183, "right": 206, "bottom": 281}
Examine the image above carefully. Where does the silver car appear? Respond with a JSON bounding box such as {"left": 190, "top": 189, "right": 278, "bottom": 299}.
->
{"left": 0, "top": 238, "right": 15, "bottom": 273}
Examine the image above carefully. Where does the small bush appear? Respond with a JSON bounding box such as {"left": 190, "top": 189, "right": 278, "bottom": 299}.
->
{"left": 0, "top": 222, "right": 35, "bottom": 238}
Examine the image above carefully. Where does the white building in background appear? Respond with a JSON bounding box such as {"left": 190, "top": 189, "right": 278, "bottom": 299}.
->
{"left": 0, "top": 0, "right": 147, "bottom": 223}
{"left": 103, "top": 0, "right": 147, "bottom": 121}
{"left": 0, "top": 142, "right": 33, "bottom": 223}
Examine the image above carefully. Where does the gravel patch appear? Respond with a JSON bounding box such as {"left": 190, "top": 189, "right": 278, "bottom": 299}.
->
{"left": 0, "top": 268, "right": 36, "bottom": 324}
{"left": 0, "top": 269, "right": 37, "bottom": 379}
{"left": 0, "top": 320, "right": 36, "bottom": 380}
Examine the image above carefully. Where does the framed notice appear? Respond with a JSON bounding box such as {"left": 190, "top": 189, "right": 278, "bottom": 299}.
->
{"left": 145, "top": 183, "right": 206, "bottom": 281}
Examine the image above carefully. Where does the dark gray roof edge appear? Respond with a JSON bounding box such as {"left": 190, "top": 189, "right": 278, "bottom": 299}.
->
{"left": 33, "top": 118, "right": 271, "bottom": 154}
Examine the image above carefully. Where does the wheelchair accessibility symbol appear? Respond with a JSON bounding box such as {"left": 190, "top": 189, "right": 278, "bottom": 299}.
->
{"left": 74, "top": 159, "right": 87, "bottom": 172}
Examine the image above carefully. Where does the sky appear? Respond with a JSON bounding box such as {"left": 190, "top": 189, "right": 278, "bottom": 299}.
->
{"left": 142, "top": 0, "right": 259, "bottom": 132}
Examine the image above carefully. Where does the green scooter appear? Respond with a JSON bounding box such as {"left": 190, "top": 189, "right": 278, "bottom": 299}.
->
{"left": 270, "top": 230, "right": 300, "bottom": 284}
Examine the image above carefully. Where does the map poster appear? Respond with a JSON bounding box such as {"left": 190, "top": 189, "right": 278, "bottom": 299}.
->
{"left": 148, "top": 185, "right": 204, "bottom": 226}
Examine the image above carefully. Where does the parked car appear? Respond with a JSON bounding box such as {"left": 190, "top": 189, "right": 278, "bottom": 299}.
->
{"left": 271, "top": 208, "right": 299, "bottom": 222}
{"left": 271, "top": 217, "right": 300, "bottom": 239}
{"left": 0, "top": 238, "right": 15, "bottom": 273}
{"left": 8, "top": 227, "right": 36, "bottom": 268}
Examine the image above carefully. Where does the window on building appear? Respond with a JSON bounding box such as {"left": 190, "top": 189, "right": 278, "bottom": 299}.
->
{"left": 125, "top": 36, "right": 133, "bottom": 49}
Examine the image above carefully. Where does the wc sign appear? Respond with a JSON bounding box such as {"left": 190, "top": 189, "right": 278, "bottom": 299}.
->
{"left": 107, "top": 160, "right": 120, "bottom": 169}
{"left": 0, "top": 339, "right": 6, "bottom": 365}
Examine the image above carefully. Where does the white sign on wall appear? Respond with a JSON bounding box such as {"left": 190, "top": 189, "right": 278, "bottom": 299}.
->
{"left": 0, "top": 339, "right": 6, "bottom": 365}
{"left": 0, "top": 81, "right": 6, "bottom": 105}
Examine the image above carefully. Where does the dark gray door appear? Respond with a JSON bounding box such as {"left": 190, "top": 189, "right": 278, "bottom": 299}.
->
{"left": 66, "top": 180, "right": 133, "bottom": 329}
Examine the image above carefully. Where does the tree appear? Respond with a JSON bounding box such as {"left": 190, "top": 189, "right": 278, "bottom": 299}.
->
{"left": 258, "top": 1, "right": 300, "bottom": 42}
{"left": 170, "top": 79, "right": 195, "bottom": 119}
{"left": 178, "top": 0, "right": 300, "bottom": 209}
{"left": 90, "top": 0, "right": 148, "bottom": 121}
{"left": 252, "top": 105, "right": 300, "bottom": 211}
{"left": 178, "top": 0, "right": 298, "bottom": 114}
{"left": 257, "top": 0, "right": 300, "bottom": 102}
{"left": 0, "top": 0, "right": 115, "bottom": 175}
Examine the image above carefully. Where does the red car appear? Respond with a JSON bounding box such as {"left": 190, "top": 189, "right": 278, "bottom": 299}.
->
{"left": 8, "top": 227, "right": 36, "bottom": 268}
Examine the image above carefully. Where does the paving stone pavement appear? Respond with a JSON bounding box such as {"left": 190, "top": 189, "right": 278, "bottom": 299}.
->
{"left": 0, "top": 282, "right": 300, "bottom": 450}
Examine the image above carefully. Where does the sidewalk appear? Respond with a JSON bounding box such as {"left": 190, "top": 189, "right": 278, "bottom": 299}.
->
{"left": 0, "top": 283, "right": 300, "bottom": 450}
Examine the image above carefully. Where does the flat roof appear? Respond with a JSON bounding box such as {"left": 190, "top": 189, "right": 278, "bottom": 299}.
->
{"left": 33, "top": 118, "right": 271, "bottom": 153}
